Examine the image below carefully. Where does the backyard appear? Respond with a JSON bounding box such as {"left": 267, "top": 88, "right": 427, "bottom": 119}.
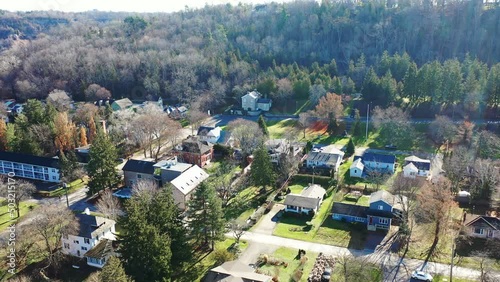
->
{"left": 257, "top": 247, "right": 317, "bottom": 282}
{"left": 0, "top": 200, "right": 37, "bottom": 232}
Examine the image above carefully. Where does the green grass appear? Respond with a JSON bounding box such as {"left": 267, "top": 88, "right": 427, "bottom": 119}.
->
{"left": 288, "top": 184, "right": 305, "bottom": 194}
{"left": 433, "top": 274, "right": 476, "bottom": 282}
{"left": 258, "top": 247, "right": 317, "bottom": 282}
{"left": 267, "top": 119, "right": 299, "bottom": 139}
{"left": 294, "top": 100, "right": 311, "bottom": 115}
{"left": 0, "top": 201, "right": 37, "bottom": 232}
{"left": 224, "top": 185, "right": 261, "bottom": 220}
{"left": 39, "top": 178, "right": 87, "bottom": 197}
{"left": 341, "top": 195, "right": 370, "bottom": 207}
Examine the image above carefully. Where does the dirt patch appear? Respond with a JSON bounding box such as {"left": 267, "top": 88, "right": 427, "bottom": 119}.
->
{"left": 309, "top": 120, "right": 328, "bottom": 134}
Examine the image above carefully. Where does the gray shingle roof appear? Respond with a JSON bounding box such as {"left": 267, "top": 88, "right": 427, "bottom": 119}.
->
{"left": 284, "top": 194, "right": 321, "bottom": 209}
{"left": 75, "top": 214, "right": 115, "bottom": 239}
{"left": 331, "top": 203, "right": 368, "bottom": 218}
{"left": 122, "top": 159, "right": 156, "bottom": 174}
{"left": 0, "top": 151, "right": 59, "bottom": 168}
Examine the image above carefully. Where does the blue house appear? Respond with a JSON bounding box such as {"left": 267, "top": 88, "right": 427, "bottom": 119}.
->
{"left": 331, "top": 190, "right": 406, "bottom": 231}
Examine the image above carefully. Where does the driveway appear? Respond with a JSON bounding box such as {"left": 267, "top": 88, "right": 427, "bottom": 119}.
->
{"left": 252, "top": 203, "right": 283, "bottom": 235}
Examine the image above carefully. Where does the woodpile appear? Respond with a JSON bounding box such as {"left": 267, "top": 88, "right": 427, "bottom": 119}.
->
{"left": 307, "top": 253, "right": 335, "bottom": 282}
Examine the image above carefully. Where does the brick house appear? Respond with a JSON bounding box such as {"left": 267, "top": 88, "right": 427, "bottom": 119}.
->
{"left": 176, "top": 136, "right": 213, "bottom": 168}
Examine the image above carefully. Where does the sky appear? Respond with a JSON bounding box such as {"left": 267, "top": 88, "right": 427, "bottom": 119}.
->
{"left": 0, "top": 0, "right": 293, "bottom": 13}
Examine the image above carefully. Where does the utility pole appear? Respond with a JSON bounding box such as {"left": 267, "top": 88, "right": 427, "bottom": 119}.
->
{"left": 365, "top": 103, "right": 370, "bottom": 140}
{"left": 63, "top": 182, "right": 69, "bottom": 207}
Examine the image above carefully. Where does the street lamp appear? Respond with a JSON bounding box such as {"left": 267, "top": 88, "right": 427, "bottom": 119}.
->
{"left": 63, "top": 182, "right": 69, "bottom": 207}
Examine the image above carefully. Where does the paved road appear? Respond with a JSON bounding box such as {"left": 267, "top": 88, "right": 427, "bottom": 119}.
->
{"left": 234, "top": 231, "right": 498, "bottom": 281}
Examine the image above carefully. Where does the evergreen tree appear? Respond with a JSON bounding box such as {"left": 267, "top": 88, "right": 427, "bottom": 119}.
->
{"left": 250, "top": 144, "right": 275, "bottom": 188}
{"left": 346, "top": 138, "right": 355, "bottom": 157}
{"left": 327, "top": 115, "right": 339, "bottom": 135}
{"left": 351, "top": 109, "right": 363, "bottom": 138}
{"left": 257, "top": 115, "right": 269, "bottom": 136}
{"left": 88, "top": 116, "right": 97, "bottom": 143}
{"left": 188, "top": 182, "right": 225, "bottom": 250}
{"left": 60, "top": 150, "right": 79, "bottom": 182}
{"left": 87, "top": 130, "right": 120, "bottom": 195}
{"left": 0, "top": 119, "right": 7, "bottom": 151}
{"left": 99, "top": 256, "right": 132, "bottom": 282}
{"left": 119, "top": 188, "right": 190, "bottom": 281}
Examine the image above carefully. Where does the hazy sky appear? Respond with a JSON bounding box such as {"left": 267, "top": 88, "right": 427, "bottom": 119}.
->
{"left": 1, "top": 0, "right": 293, "bottom": 13}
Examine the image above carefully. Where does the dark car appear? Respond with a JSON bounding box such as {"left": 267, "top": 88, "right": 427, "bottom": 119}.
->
{"left": 321, "top": 267, "right": 332, "bottom": 282}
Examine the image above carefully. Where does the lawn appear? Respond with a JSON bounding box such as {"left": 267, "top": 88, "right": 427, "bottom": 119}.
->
{"left": 39, "top": 178, "right": 88, "bottom": 197}
{"left": 258, "top": 247, "right": 317, "bottom": 282}
{"left": 267, "top": 119, "right": 299, "bottom": 139}
{"left": 224, "top": 185, "right": 261, "bottom": 221}
{"left": 0, "top": 201, "right": 37, "bottom": 232}
{"left": 341, "top": 194, "right": 370, "bottom": 207}
{"left": 273, "top": 191, "right": 366, "bottom": 249}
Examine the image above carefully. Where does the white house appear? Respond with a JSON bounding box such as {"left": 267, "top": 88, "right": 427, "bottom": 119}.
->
{"left": 305, "top": 146, "right": 344, "bottom": 171}
{"left": 358, "top": 153, "right": 396, "bottom": 173}
{"left": 284, "top": 184, "right": 326, "bottom": 214}
{"left": 61, "top": 209, "right": 116, "bottom": 268}
{"left": 197, "top": 126, "right": 222, "bottom": 144}
{"left": 256, "top": 98, "right": 272, "bottom": 111}
{"left": 0, "top": 151, "right": 60, "bottom": 182}
{"left": 349, "top": 158, "right": 364, "bottom": 178}
{"left": 241, "top": 91, "right": 260, "bottom": 111}
{"left": 403, "top": 155, "right": 431, "bottom": 178}
{"left": 170, "top": 165, "right": 209, "bottom": 210}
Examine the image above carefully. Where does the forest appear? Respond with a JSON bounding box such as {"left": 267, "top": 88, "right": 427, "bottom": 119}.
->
{"left": 0, "top": 0, "right": 499, "bottom": 118}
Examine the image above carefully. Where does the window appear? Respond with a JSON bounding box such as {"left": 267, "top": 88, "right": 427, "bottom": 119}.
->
{"left": 81, "top": 247, "right": 88, "bottom": 251}
{"left": 354, "top": 170, "right": 357, "bottom": 173}
{"left": 379, "top": 218, "right": 389, "bottom": 225}
{"left": 84, "top": 238, "right": 90, "bottom": 244}
{"left": 73, "top": 240, "right": 79, "bottom": 244}
{"left": 64, "top": 243, "right": 70, "bottom": 249}
{"left": 474, "top": 228, "right": 484, "bottom": 235}
{"left": 137, "top": 174, "right": 142, "bottom": 179}
{"left": 378, "top": 205, "right": 383, "bottom": 210}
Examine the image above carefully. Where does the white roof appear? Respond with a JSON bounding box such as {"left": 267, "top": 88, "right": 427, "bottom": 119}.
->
{"left": 350, "top": 158, "right": 364, "bottom": 170}
{"left": 243, "top": 91, "right": 260, "bottom": 99}
{"left": 403, "top": 162, "right": 418, "bottom": 172}
{"left": 300, "top": 184, "right": 326, "bottom": 199}
{"left": 170, "top": 165, "right": 209, "bottom": 195}
{"left": 404, "top": 155, "right": 430, "bottom": 163}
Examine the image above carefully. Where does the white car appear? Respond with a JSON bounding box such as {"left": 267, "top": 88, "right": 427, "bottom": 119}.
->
{"left": 411, "top": 270, "right": 433, "bottom": 281}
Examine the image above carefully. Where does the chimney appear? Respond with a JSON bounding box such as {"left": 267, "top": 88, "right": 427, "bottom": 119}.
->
{"left": 84, "top": 207, "right": 90, "bottom": 215}
{"left": 100, "top": 120, "right": 107, "bottom": 134}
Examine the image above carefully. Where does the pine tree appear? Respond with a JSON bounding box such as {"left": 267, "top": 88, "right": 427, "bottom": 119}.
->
{"left": 250, "top": 144, "right": 275, "bottom": 188}
{"left": 0, "top": 119, "right": 7, "bottom": 151}
{"left": 79, "top": 126, "right": 88, "bottom": 146}
{"left": 327, "top": 115, "right": 339, "bottom": 135}
{"left": 99, "top": 256, "right": 132, "bottom": 282}
{"left": 88, "top": 116, "right": 97, "bottom": 143}
{"left": 188, "top": 182, "right": 225, "bottom": 250}
{"left": 60, "top": 150, "right": 79, "bottom": 182}
{"left": 346, "top": 138, "right": 355, "bottom": 157}
{"left": 257, "top": 115, "right": 269, "bottom": 136}
{"left": 87, "top": 130, "right": 120, "bottom": 195}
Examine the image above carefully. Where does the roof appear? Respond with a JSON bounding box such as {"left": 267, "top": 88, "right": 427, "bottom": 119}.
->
{"left": 243, "top": 91, "right": 260, "bottom": 99}
{"left": 300, "top": 184, "right": 326, "bottom": 199}
{"left": 47, "top": 91, "right": 71, "bottom": 102}
{"left": 84, "top": 239, "right": 114, "bottom": 259}
{"left": 216, "top": 131, "right": 231, "bottom": 145}
{"left": 265, "top": 139, "right": 289, "bottom": 154}
{"left": 464, "top": 214, "right": 500, "bottom": 230}
{"left": 331, "top": 203, "right": 368, "bottom": 218}
{"left": 208, "top": 260, "right": 272, "bottom": 282}
{"left": 122, "top": 159, "right": 156, "bottom": 174}
{"left": 284, "top": 194, "right": 321, "bottom": 209}
{"left": 113, "top": 188, "right": 132, "bottom": 199}
{"left": 257, "top": 98, "right": 272, "bottom": 104}
{"left": 403, "top": 162, "right": 418, "bottom": 172}
{"left": 369, "top": 190, "right": 407, "bottom": 210}
{"left": 361, "top": 152, "right": 396, "bottom": 164}
{"left": 154, "top": 159, "right": 192, "bottom": 173}
{"left": 0, "top": 151, "right": 59, "bottom": 168}
{"left": 112, "top": 98, "right": 133, "bottom": 109}
{"left": 404, "top": 155, "right": 430, "bottom": 170}
{"left": 306, "top": 150, "right": 343, "bottom": 167}
{"left": 197, "top": 126, "right": 217, "bottom": 136}
{"left": 170, "top": 165, "right": 209, "bottom": 195}
{"left": 350, "top": 158, "right": 364, "bottom": 170}
{"left": 75, "top": 214, "right": 116, "bottom": 239}
{"left": 181, "top": 136, "right": 213, "bottom": 154}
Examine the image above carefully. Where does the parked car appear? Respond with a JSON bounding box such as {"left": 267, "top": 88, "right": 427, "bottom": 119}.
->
{"left": 321, "top": 266, "right": 332, "bottom": 282}
{"left": 411, "top": 270, "right": 433, "bottom": 281}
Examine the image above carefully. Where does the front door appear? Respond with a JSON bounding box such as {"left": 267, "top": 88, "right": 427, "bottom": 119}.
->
{"left": 488, "top": 230, "right": 493, "bottom": 238}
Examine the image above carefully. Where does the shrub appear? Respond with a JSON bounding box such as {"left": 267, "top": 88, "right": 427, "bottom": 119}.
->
{"left": 213, "top": 248, "right": 236, "bottom": 265}
{"left": 292, "top": 269, "right": 303, "bottom": 282}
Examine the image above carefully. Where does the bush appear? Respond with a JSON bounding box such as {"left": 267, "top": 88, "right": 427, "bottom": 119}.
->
{"left": 213, "top": 248, "right": 236, "bottom": 265}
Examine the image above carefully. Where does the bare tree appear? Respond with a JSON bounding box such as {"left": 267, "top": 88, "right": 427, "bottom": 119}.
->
{"left": 372, "top": 106, "right": 413, "bottom": 146}
{"left": 298, "top": 111, "right": 314, "bottom": 139}
{"left": 365, "top": 168, "right": 387, "bottom": 190}
{"left": 470, "top": 159, "right": 500, "bottom": 206}
{"left": 227, "top": 118, "right": 264, "bottom": 156}
{"left": 132, "top": 179, "right": 159, "bottom": 198}
{"left": 429, "top": 115, "right": 458, "bottom": 148}
{"left": 0, "top": 179, "right": 36, "bottom": 218}
{"left": 443, "top": 146, "right": 474, "bottom": 193}
{"left": 96, "top": 189, "right": 122, "bottom": 220}
{"left": 28, "top": 204, "right": 78, "bottom": 271}
{"left": 210, "top": 161, "right": 237, "bottom": 207}
{"left": 46, "top": 89, "right": 71, "bottom": 112}
{"left": 471, "top": 250, "right": 497, "bottom": 282}
{"left": 187, "top": 107, "right": 209, "bottom": 136}
{"left": 313, "top": 92, "right": 344, "bottom": 119}
{"left": 336, "top": 255, "right": 382, "bottom": 282}
{"left": 229, "top": 219, "right": 247, "bottom": 244}
{"left": 73, "top": 103, "right": 99, "bottom": 127}
{"left": 85, "top": 84, "right": 111, "bottom": 101}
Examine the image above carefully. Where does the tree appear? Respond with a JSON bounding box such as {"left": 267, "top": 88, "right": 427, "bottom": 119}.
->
{"left": 96, "top": 189, "right": 122, "bottom": 220}
{"left": 229, "top": 219, "right": 247, "bottom": 244}
{"left": 188, "top": 182, "right": 225, "bottom": 250}
{"left": 429, "top": 115, "right": 457, "bottom": 147}
{"left": 250, "top": 144, "right": 275, "bottom": 188}
{"left": 28, "top": 204, "right": 78, "bottom": 271}
{"left": 476, "top": 131, "right": 500, "bottom": 160}
{"left": 119, "top": 186, "right": 191, "bottom": 281}
{"left": 0, "top": 179, "right": 35, "bottom": 218}
{"left": 443, "top": 146, "right": 474, "bottom": 192}
{"left": 54, "top": 111, "right": 76, "bottom": 152}
{"left": 59, "top": 150, "right": 82, "bottom": 183}
{"left": 227, "top": 118, "right": 264, "bottom": 156}
{"left": 346, "top": 138, "right": 355, "bottom": 157}
{"left": 210, "top": 161, "right": 237, "bottom": 207}
{"left": 470, "top": 159, "right": 500, "bottom": 206}
{"left": 74, "top": 103, "right": 99, "bottom": 126}
{"left": 309, "top": 83, "right": 327, "bottom": 106}
{"left": 78, "top": 126, "right": 88, "bottom": 147}
{"left": 87, "top": 130, "right": 120, "bottom": 195}
{"left": 187, "top": 107, "right": 208, "bottom": 136}
{"left": 0, "top": 119, "right": 7, "bottom": 151}
{"left": 85, "top": 84, "right": 112, "bottom": 101}
{"left": 416, "top": 179, "right": 458, "bottom": 267}
{"left": 46, "top": 89, "right": 71, "bottom": 112}
{"left": 313, "top": 92, "right": 343, "bottom": 119}
{"left": 298, "top": 112, "right": 313, "bottom": 139}
{"left": 88, "top": 116, "right": 97, "bottom": 143}
{"left": 99, "top": 256, "right": 132, "bottom": 282}
{"left": 257, "top": 115, "right": 269, "bottom": 136}
{"left": 372, "top": 106, "right": 414, "bottom": 146}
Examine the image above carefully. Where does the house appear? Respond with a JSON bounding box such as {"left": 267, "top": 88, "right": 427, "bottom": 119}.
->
{"left": 257, "top": 98, "right": 272, "bottom": 111}
{"left": 331, "top": 190, "right": 406, "bottom": 231}
{"left": 168, "top": 106, "right": 188, "bottom": 119}
{"left": 197, "top": 126, "right": 222, "bottom": 144}
{"left": 463, "top": 213, "right": 500, "bottom": 239}
{"left": 176, "top": 136, "right": 214, "bottom": 168}
{"left": 111, "top": 98, "right": 133, "bottom": 111}
{"left": 305, "top": 145, "right": 344, "bottom": 171}
{"left": 284, "top": 184, "right": 326, "bottom": 215}
{"left": 122, "top": 159, "right": 158, "bottom": 187}
{"left": 12, "top": 104, "right": 24, "bottom": 114}
{"left": 204, "top": 260, "right": 272, "bottom": 282}
{"left": 0, "top": 151, "right": 60, "bottom": 182}
{"left": 170, "top": 164, "right": 209, "bottom": 210}
{"left": 265, "top": 139, "right": 304, "bottom": 164}
{"left": 349, "top": 158, "right": 364, "bottom": 178}
{"left": 241, "top": 91, "right": 260, "bottom": 111}
{"left": 349, "top": 152, "right": 396, "bottom": 177}
{"left": 153, "top": 156, "right": 192, "bottom": 183}
{"left": 403, "top": 155, "right": 431, "bottom": 178}
{"left": 61, "top": 209, "right": 116, "bottom": 268}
